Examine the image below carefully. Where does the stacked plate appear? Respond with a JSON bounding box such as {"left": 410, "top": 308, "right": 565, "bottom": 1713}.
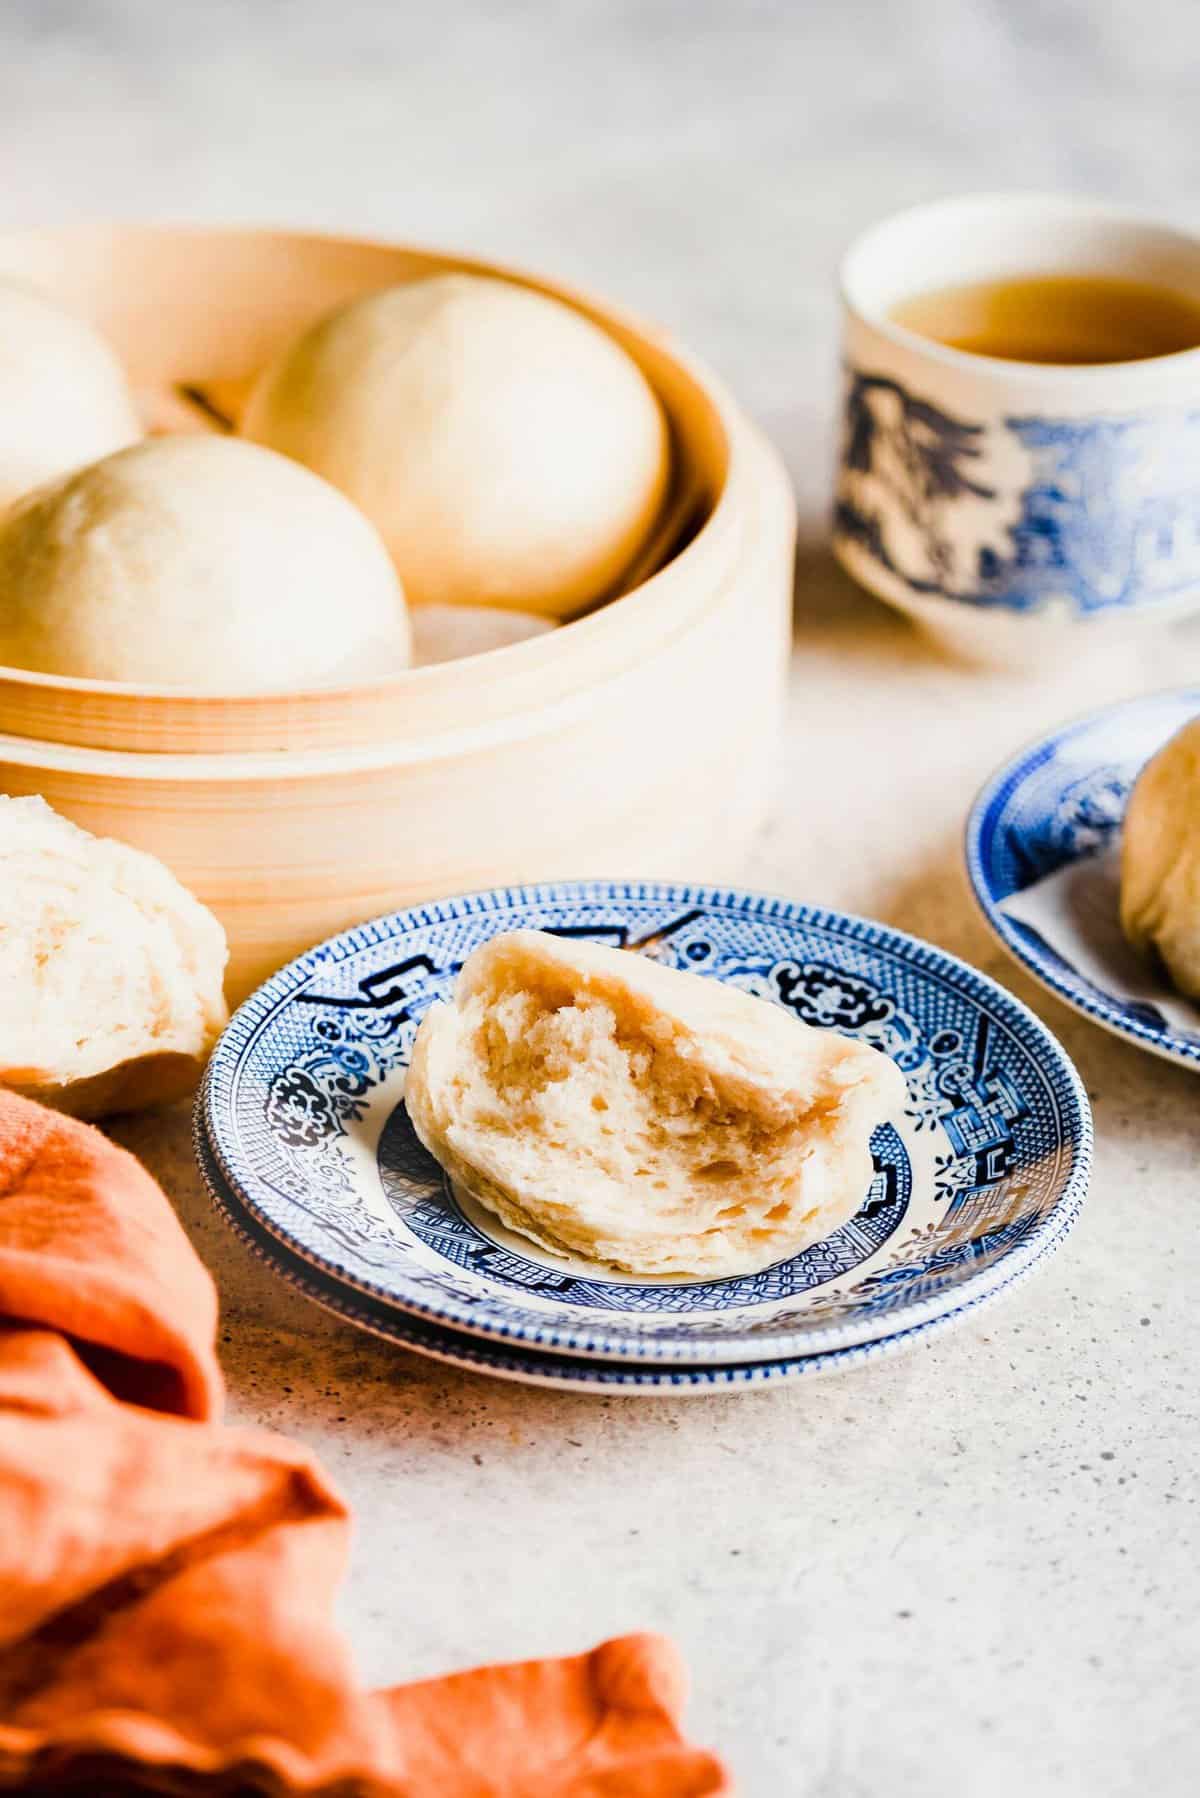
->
{"left": 197, "top": 879, "right": 1092, "bottom": 1394}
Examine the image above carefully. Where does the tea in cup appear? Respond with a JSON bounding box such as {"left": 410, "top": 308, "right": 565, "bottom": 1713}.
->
{"left": 834, "top": 194, "right": 1200, "bottom": 663}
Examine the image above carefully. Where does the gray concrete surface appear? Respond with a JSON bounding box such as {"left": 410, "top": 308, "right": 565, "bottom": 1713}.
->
{"left": 6, "top": 3, "right": 1199, "bottom": 1792}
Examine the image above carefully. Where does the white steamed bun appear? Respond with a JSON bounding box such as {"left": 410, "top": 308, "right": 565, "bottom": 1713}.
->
{"left": 0, "top": 435, "right": 410, "bottom": 690}
{"left": 240, "top": 274, "right": 669, "bottom": 619}
{"left": 0, "top": 279, "right": 140, "bottom": 511}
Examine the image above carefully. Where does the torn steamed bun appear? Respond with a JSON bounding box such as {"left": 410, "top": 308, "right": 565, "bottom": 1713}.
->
{"left": 0, "top": 796, "right": 228, "bottom": 1118}
{"left": 405, "top": 929, "right": 905, "bottom": 1278}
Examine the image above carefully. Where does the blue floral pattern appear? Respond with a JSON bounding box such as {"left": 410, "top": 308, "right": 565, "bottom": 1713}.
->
{"left": 836, "top": 368, "right": 1200, "bottom": 616}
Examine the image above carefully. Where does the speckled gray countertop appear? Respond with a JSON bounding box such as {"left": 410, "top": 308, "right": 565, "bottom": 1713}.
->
{"left": 6, "top": 4, "right": 1200, "bottom": 1793}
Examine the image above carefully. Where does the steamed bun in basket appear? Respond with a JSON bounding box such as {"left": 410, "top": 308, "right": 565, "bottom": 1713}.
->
{"left": 240, "top": 274, "right": 669, "bottom": 619}
{"left": 0, "top": 436, "right": 410, "bottom": 691}
{"left": 0, "top": 279, "right": 140, "bottom": 511}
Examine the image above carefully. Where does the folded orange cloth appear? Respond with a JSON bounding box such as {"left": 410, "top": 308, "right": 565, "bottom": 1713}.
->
{"left": 0, "top": 1093, "right": 728, "bottom": 1795}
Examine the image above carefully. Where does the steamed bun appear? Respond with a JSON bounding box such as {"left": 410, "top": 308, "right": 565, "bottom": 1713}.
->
{"left": 240, "top": 274, "right": 669, "bottom": 619}
{"left": 0, "top": 280, "right": 140, "bottom": 510}
{"left": 1121, "top": 715, "right": 1200, "bottom": 998}
{"left": 0, "top": 435, "right": 410, "bottom": 690}
{"left": 405, "top": 930, "right": 905, "bottom": 1279}
{"left": 0, "top": 797, "right": 228, "bottom": 1118}
{"left": 409, "top": 603, "right": 554, "bottom": 665}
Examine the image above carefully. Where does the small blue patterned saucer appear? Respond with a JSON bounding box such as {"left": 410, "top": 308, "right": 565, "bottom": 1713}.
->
{"left": 195, "top": 1121, "right": 1072, "bottom": 1394}
{"left": 201, "top": 880, "right": 1090, "bottom": 1366}
{"left": 967, "top": 689, "right": 1200, "bottom": 1070}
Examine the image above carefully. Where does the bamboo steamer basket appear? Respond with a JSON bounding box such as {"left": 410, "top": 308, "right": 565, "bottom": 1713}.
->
{"left": 0, "top": 226, "right": 796, "bottom": 1000}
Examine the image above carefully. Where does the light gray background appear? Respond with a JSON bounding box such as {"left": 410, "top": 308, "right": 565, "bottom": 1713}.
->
{"left": 6, "top": 4, "right": 1198, "bottom": 1793}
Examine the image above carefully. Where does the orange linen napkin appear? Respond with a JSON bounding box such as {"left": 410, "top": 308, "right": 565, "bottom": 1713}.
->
{"left": 0, "top": 1092, "right": 728, "bottom": 1796}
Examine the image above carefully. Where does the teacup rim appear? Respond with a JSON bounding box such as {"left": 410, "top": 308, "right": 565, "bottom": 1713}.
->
{"left": 840, "top": 190, "right": 1200, "bottom": 380}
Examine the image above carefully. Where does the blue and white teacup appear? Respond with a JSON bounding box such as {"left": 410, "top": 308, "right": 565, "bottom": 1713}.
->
{"left": 833, "top": 194, "right": 1200, "bottom": 663}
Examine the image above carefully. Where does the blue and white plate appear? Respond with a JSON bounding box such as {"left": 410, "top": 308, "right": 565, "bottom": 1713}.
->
{"left": 196, "top": 1120, "right": 1072, "bottom": 1395}
{"left": 967, "top": 689, "right": 1200, "bottom": 1070}
{"left": 201, "top": 881, "right": 1091, "bottom": 1366}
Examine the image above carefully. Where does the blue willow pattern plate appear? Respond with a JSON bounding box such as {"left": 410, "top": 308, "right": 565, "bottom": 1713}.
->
{"left": 966, "top": 689, "right": 1200, "bottom": 1070}
{"left": 196, "top": 1120, "right": 1080, "bottom": 1395}
{"left": 201, "top": 881, "right": 1090, "bottom": 1365}
{"left": 203, "top": 881, "right": 1089, "bottom": 1363}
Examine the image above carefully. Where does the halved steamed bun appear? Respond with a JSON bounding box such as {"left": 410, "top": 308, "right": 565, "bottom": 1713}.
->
{"left": 0, "top": 797, "right": 228, "bottom": 1119}
{"left": 405, "top": 930, "right": 905, "bottom": 1278}
{"left": 240, "top": 274, "right": 669, "bottom": 619}
{"left": 0, "top": 435, "right": 410, "bottom": 691}
{"left": 0, "top": 279, "right": 141, "bottom": 511}
{"left": 1121, "top": 714, "right": 1200, "bottom": 998}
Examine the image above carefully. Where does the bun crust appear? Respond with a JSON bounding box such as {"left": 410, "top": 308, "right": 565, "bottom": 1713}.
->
{"left": 1121, "top": 715, "right": 1200, "bottom": 998}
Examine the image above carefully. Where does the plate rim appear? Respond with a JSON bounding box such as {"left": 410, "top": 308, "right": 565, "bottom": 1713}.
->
{"left": 202, "top": 878, "right": 1093, "bottom": 1364}
{"left": 964, "top": 685, "right": 1200, "bottom": 1072}
{"left": 196, "top": 1111, "right": 1076, "bottom": 1396}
